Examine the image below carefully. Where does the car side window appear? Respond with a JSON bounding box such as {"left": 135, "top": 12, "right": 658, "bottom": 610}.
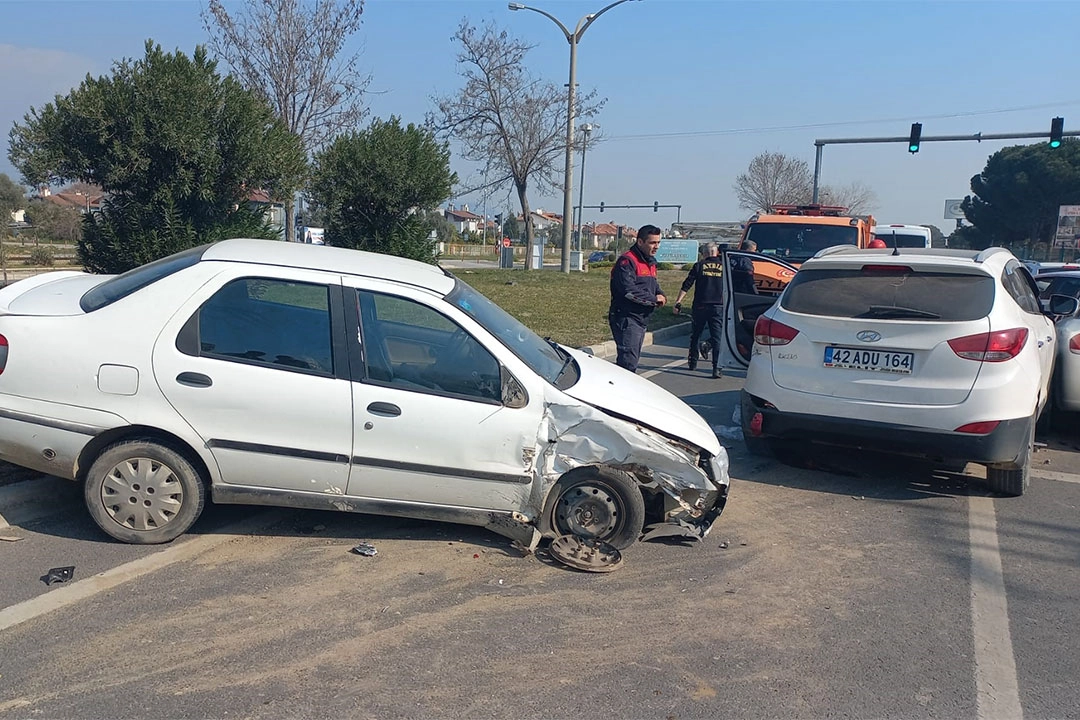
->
{"left": 194, "top": 278, "right": 334, "bottom": 374}
{"left": 1001, "top": 261, "right": 1042, "bottom": 315}
{"left": 357, "top": 290, "right": 501, "bottom": 404}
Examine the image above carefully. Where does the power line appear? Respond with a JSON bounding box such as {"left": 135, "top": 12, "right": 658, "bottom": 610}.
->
{"left": 604, "top": 100, "right": 1080, "bottom": 142}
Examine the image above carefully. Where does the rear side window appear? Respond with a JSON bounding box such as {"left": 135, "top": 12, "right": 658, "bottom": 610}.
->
{"left": 1000, "top": 261, "right": 1041, "bottom": 315}
{"left": 781, "top": 268, "right": 995, "bottom": 321}
{"left": 80, "top": 244, "right": 209, "bottom": 312}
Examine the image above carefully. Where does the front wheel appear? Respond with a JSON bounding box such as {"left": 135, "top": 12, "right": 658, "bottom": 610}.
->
{"left": 540, "top": 468, "right": 646, "bottom": 550}
{"left": 84, "top": 440, "right": 206, "bottom": 544}
{"left": 985, "top": 417, "right": 1033, "bottom": 497}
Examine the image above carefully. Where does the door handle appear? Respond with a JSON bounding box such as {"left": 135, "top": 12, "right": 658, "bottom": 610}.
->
{"left": 176, "top": 372, "right": 213, "bottom": 388}
{"left": 367, "top": 401, "right": 401, "bottom": 417}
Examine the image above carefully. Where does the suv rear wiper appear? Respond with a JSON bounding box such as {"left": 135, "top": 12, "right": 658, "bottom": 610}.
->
{"left": 857, "top": 305, "right": 941, "bottom": 319}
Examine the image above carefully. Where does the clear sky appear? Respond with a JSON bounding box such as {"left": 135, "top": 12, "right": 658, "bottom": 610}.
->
{"left": 2, "top": 0, "right": 1077, "bottom": 232}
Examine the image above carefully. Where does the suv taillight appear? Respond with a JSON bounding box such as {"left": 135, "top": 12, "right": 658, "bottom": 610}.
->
{"left": 0, "top": 334, "right": 7, "bottom": 375}
{"left": 754, "top": 316, "right": 799, "bottom": 346}
{"left": 1070, "top": 334, "right": 1080, "bottom": 354}
{"left": 948, "top": 328, "right": 1028, "bottom": 362}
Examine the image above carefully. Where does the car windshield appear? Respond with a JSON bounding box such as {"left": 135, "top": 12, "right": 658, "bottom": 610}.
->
{"left": 872, "top": 232, "right": 929, "bottom": 248}
{"left": 1038, "top": 275, "right": 1080, "bottom": 300}
{"left": 781, "top": 267, "right": 995, "bottom": 321}
{"left": 80, "top": 244, "right": 209, "bottom": 312}
{"left": 746, "top": 223, "right": 859, "bottom": 262}
{"left": 445, "top": 278, "right": 578, "bottom": 389}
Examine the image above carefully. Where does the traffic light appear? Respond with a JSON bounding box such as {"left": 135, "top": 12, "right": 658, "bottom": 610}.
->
{"left": 599, "top": 201, "right": 605, "bottom": 213}
{"left": 653, "top": 201, "right": 659, "bottom": 212}
{"left": 908, "top": 122, "right": 922, "bottom": 154}
{"left": 616, "top": 225, "right": 624, "bottom": 240}
{"left": 494, "top": 213, "right": 503, "bottom": 225}
{"left": 1050, "top": 117, "right": 1065, "bottom": 148}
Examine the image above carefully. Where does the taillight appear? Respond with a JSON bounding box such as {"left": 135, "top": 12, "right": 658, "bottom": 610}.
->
{"left": 861, "top": 265, "right": 914, "bottom": 275}
{"left": 1070, "top": 334, "right": 1080, "bottom": 354}
{"left": 955, "top": 421, "right": 1001, "bottom": 434}
{"left": 0, "top": 334, "right": 7, "bottom": 375}
{"left": 948, "top": 328, "right": 1028, "bottom": 362}
{"left": 754, "top": 316, "right": 799, "bottom": 346}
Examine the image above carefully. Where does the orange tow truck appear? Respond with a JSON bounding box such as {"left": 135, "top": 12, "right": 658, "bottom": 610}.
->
{"left": 739, "top": 204, "right": 875, "bottom": 293}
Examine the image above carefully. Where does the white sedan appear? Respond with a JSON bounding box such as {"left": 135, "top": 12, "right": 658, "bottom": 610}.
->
{"left": 0, "top": 239, "right": 728, "bottom": 549}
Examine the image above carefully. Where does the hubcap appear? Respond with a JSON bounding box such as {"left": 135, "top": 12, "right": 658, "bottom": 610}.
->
{"left": 100, "top": 457, "right": 184, "bottom": 531}
{"left": 556, "top": 483, "right": 620, "bottom": 539}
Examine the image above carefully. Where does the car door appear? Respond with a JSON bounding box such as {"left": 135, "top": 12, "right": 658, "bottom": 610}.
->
{"left": 153, "top": 267, "right": 354, "bottom": 494}
{"left": 717, "top": 251, "right": 798, "bottom": 371}
{"left": 1004, "top": 261, "right": 1056, "bottom": 400}
{"left": 341, "top": 280, "right": 543, "bottom": 511}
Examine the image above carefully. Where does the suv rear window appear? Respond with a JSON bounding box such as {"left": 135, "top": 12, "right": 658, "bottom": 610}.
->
{"left": 81, "top": 245, "right": 209, "bottom": 312}
{"left": 781, "top": 267, "right": 995, "bottom": 321}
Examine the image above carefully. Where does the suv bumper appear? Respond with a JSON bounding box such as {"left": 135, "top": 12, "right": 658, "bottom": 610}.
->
{"left": 740, "top": 390, "right": 1029, "bottom": 465}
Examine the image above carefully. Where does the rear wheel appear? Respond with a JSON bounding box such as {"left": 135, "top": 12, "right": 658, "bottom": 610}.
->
{"left": 84, "top": 440, "right": 206, "bottom": 544}
{"left": 986, "top": 418, "right": 1034, "bottom": 497}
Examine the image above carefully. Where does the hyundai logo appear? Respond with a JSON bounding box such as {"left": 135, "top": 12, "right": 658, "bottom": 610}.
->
{"left": 856, "top": 330, "right": 882, "bottom": 343}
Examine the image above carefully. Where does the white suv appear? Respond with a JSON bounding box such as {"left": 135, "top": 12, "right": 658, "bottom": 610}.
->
{"left": 738, "top": 246, "right": 1075, "bottom": 495}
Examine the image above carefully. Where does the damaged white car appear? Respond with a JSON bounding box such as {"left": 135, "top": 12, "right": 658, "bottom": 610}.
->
{"left": 0, "top": 239, "right": 728, "bottom": 550}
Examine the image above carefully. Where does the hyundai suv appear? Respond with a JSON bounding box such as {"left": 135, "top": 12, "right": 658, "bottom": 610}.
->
{"left": 737, "top": 246, "right": 1079, "bottom": 495}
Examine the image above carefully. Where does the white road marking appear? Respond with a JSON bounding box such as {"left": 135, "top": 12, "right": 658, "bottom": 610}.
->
{"left": 969, "top": 495, "right": 1023, "bottom": 720}
{"left": 1032, "top": 469, "right": 1080, "bottom": 485}
{"left": 641, "top": 357, "right": 687, "bottom": 379}
{"left": 0, "top": 511, "right": 283, "bottom": 634}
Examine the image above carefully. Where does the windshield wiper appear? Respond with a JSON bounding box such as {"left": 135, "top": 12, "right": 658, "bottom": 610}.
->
{"left": 857, "top": 305, "right": 941, "bottom": 319}
{"left": 545, "top": 337, "right": 575, "bottom": 384}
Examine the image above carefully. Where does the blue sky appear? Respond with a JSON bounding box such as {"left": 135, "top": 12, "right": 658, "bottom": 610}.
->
{"left": 2, "top": 0, "right": 1077, "bottom": 231}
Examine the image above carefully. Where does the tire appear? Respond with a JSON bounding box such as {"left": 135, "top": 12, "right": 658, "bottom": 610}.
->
{"left": 986, "top": 418, "right": 1033, "bottom": 497}
{"left": 540, "top": 467, "right": 646, "bottom": 550}
{"left": 84, "top": 440, "right": 206, "bottom": 544}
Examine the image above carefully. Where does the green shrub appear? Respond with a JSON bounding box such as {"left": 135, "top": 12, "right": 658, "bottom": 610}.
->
{"left": 681, "top": 263, "right": 695, "bottom": 271}
{"left": 656, "top": 262, "right": 676, "bottom": 271}
{"left": 27, "top": 245, "right": 55, "bottom": 267}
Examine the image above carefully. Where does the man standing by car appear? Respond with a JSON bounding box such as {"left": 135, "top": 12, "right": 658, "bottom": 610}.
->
{"left": 731, "top": 239, "right": 759, "bottom": 295}
{"left": 673, "top": 243, "right": 724, "bottom": 378}
{"left": 609, "top": 225, "right": 666, "bottom": 372}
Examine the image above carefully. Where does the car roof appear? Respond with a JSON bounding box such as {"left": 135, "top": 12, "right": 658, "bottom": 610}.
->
{"left": 1035, "top": 269, "right": 1080, "bottom": 278}
{"left": 871, "top": 224, "right": 930, "bottom": 233}
{"left": 803, "top": 246, "right": 1015, "bottom": 270}
{"left": 201, "top": 238, "right": 456, "bottom": 294}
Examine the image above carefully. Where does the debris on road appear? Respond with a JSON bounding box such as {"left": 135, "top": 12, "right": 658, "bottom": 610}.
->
{"left": 350, "top": 542, "right": 378, "bottom": 557}
{"left": 0, "top": 535, "right": 23, "bottom": 542}
{"left": 42, "top": 566, "right": 75, "bottom": 585}
{"left": 549, "top": 534, "right": 623, "bottom": 573}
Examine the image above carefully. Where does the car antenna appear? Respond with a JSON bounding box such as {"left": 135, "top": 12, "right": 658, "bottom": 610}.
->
{"left": 890, "top": 230, "right": 900, "bottom": 256}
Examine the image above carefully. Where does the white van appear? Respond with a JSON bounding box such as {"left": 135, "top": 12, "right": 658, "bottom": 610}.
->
{"left": 871, "top": 224, "right": 932, "bottom": 248}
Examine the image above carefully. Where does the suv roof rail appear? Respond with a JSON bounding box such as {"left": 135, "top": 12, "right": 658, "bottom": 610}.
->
{"left": 812, "top": 244, "right": 861, "bottom": 259}
{"left": 973, "top": 247, "right": 1010, "bottom": 264}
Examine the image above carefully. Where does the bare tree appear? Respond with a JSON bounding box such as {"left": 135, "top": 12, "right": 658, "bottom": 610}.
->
{"left": 733, "top": 152, "right": 813, "bottom": 213}
{"left": 818, "top": 180, "right": 878, "bottom": 216}
{"left": 430, "top": 20, "right": 603, "bottom": 270}
{"left": 203, "top": 0, "right": 371, "bottom": 244}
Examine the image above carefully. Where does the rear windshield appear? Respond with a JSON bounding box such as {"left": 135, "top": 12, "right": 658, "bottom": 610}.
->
{"left": 872, "top": 232, "right": 929, "bottom": 248}
{"left": 80, "top": 245, "right": 209, "bottom": 312}
{"left": 745, "top": 223, "right": 859, "bottom": 262}
{"left": 781, "top": 268, "right": 995, "bottom": 321}
{"left": 1038, "top": 275, "right": 1080, "bottom": 300}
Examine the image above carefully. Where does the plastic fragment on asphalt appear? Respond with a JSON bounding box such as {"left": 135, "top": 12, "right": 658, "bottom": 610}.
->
{"left": 42, "top": 566, "right": 75, "bottom": 585}
{"left": 350, "top": 542, "right": 377, "bottom": 557}
{"left": 0, "top": 535, "right": 23, "bottom": 542}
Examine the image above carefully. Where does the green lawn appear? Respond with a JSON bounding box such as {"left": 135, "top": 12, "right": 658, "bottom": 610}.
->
{"left": 450, "top": 267, "right": 692, "bottom": 348}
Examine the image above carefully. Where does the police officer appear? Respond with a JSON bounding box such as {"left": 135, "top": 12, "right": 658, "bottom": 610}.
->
{"left": 731, "top": 239, "right": 759, "bottom": 295}
{"left": 673, "top": 242, "right": 724, "bottom": 378}
{"left": 608, "top": 225, "right": 666, "bottom": 372}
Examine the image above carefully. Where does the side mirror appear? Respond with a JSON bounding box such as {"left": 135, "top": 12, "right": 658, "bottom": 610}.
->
{"left": 1047, "top": 293, "right": 1080, "bottom": 317}
{"left": 501, "top": 366, "right": 528, "bottom": 409}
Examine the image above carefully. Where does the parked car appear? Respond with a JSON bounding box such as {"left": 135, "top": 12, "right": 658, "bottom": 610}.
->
{"left": 0, "top": 239, "right": 729, "bottom": 548}
{"left": 871, "top": 224, "right": 932, "bottom": 249}
{"left": 588, "top": 251, "right": 613, "bottom": 263}
{"left": 729, "top": 245, "right": 1078, "bottom": 496}
{"left": 1036, "top": 269, "right": 1080, "bottom": 416}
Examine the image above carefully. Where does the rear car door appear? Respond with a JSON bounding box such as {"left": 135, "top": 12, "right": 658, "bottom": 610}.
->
{"left": 153, "top": 268, "right": 354, "bottom": 494}
{"left": 718, "top": 251, "right": 796, "bottom": 370}
{"left": 1001, "top": 261, "right": 1056, "bottom": 399}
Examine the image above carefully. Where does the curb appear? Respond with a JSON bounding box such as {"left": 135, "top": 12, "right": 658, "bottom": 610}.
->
{"left": 578, "top": 321, "right": 691, "bottom": 360}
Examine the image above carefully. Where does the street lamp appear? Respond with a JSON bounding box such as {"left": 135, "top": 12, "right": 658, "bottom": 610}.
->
{"left": 508, "top": 0, "right": 640, "bottom": 273}
{"left": 575, "top": 123, "right": 594, "bottom": 252}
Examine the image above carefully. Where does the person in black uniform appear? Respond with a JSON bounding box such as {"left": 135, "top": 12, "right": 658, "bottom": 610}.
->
{"left": 608, "top": 225, "right": 666, "bottom": 372}
{"left": 730, "top": 239, "right": 759, "bottom": 295}
{"left": 673, "top": 242, "right": 724, "bottom": 378}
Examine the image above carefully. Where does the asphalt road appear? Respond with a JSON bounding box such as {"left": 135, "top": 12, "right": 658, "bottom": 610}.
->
{"left": 1, "top": 337, "right": 1078, "bottom": 719}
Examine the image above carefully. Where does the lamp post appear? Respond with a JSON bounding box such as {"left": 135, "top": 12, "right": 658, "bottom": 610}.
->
{"left": 508, "top": 0, "right": 639, "bottom": 273}
{"left": 575, "top": 123, "right": 594, "bottom": 252}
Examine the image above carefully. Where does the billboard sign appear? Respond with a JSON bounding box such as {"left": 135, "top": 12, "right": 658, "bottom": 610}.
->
{"left": 1054, "top": 206, "right": 1080, "bottom": 249}
{"left": 943, "top": 199, "right": 964, "bottom": 220}
{"left": 655, "top": 239, "right": 700, "bottom": 265}
{"left": 300, "top": 227, "right": 325, "bottom": 245}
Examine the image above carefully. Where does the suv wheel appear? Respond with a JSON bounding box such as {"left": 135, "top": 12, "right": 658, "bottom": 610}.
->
{"left": 985, "top": 417, "right": 1034, "bottom": 497}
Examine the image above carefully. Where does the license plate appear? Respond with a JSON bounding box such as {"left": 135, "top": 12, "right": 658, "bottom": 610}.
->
{"left": 823, "top": 346, "right": 913, "bottom": 374}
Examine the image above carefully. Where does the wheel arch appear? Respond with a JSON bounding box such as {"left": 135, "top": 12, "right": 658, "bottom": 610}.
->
{"left": 76, "top": 425, "right": 214, "bottom": 488}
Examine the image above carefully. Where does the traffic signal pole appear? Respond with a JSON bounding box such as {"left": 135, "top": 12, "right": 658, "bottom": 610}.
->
{"left": 811, "top": 127, "right": 1080, "bottom": 203}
